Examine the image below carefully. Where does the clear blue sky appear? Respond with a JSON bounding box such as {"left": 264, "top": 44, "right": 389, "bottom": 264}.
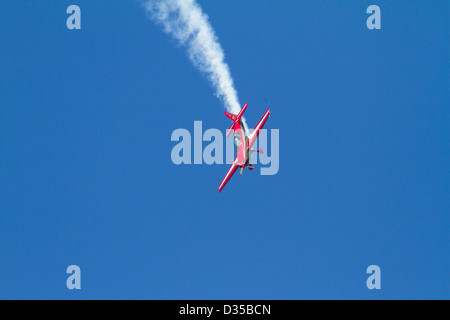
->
{"left": 0, "top": 1, "right": 448, "bottom": 299}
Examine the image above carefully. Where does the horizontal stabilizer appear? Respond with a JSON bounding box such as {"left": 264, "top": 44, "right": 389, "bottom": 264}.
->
{"left": 224, "top": 103, "right": 248, "bottom": 138}
{"left": 224, "top": 111, "right": 238, "bottom": 121}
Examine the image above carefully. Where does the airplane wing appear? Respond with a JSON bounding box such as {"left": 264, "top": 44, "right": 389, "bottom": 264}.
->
{"left": 219, "top": 157, "right": 239, "bottom": 192}
{"left": 248, "top": 108, "right": 271, "bottom": 150}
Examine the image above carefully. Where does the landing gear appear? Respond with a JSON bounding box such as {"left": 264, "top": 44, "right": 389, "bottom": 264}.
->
{"left": 240, "top": 164, "right": 254, "bottom": 175}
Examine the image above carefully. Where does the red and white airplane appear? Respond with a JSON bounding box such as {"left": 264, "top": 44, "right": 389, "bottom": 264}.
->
{"left": 219, "top": 103, "right": 271, "bottom": 192}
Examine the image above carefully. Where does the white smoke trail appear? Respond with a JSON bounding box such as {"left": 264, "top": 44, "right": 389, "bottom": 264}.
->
{"left": 143, "top": 0, "right": 247, "bottom": 129}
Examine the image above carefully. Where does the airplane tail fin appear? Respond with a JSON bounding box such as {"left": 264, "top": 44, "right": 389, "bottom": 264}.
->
{"left": 225, "top": 103, "right": 248, "bottom": 138}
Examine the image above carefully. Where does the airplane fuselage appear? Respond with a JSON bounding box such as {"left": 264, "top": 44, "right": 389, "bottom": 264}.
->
{"left": 234, "top": 119, "right": 249, "bottom": 167}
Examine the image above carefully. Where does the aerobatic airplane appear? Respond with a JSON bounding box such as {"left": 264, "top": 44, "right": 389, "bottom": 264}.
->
{"left": 219, "top": 103, "right": 271, "bottom": 192}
